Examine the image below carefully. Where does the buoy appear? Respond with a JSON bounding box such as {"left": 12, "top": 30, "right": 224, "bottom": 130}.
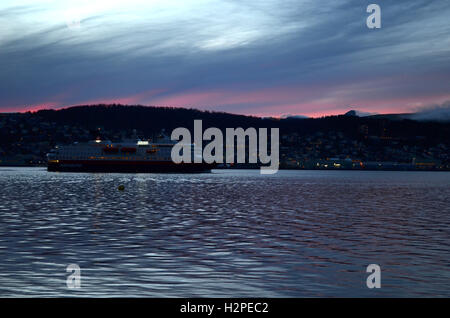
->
{"left": 118, "top": 185, "right": 125, "bottom": 191}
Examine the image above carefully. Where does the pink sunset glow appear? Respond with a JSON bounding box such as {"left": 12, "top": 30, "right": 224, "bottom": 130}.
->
{"left": 6, "top": 87, "right": 450, "bottom": 118}
{"left": 3, "top": 75, "right": 450, "bottom": 118}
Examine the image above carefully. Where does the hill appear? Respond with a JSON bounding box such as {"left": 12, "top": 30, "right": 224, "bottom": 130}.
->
{"left": 0, "top": 104, "right": 449, "bottom": 169}
{"left": 31, "top": 104, "right": 450, "bottom": 142}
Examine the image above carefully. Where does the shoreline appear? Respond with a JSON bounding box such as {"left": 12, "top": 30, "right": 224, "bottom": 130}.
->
{"left": 1, "top": 164, "right": 448, "bottom": 172}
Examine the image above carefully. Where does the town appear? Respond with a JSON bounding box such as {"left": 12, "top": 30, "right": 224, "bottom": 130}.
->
{"left": 0, "top": 105, "right": 449, "bottom": 171}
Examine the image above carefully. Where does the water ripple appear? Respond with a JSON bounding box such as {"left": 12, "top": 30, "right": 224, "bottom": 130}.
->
{"left": 0, "top": 168, "right": 449, "bottom": 297}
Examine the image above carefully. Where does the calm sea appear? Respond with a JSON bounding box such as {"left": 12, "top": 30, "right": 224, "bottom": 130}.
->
{"left": 0, "top": 167, "right": 449, "bottom": 297}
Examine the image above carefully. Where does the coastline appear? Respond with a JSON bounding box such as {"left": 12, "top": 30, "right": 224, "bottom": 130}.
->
{"left": 1, "top": 164, "right": 448, "bottom": 172}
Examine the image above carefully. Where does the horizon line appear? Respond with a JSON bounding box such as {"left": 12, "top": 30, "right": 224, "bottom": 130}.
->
{"left": 0, "top": 103, "right": 411, "bottom": 119}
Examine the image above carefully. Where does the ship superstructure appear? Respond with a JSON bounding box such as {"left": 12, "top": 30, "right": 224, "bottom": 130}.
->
{"left": 47, "top": 136, "right": 212, "bottom": 173}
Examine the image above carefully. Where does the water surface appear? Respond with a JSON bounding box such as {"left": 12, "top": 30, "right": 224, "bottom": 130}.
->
{"left": 0, "top": 168, "right": 449, "bottom": 297}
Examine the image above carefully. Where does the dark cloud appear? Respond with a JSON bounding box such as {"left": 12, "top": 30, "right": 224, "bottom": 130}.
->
{"left": 408, "top": 101, "right": 450, "bottom": 121}
{"left": 0, "top": 0, "right": 449, "bottom": 116}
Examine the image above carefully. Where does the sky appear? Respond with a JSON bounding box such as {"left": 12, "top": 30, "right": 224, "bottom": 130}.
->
{"left": 0, "top": 0, "right": 450, "bottom": 117}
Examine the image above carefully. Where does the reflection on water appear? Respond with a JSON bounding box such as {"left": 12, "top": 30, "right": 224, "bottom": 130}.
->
{"left": 0, "top": 167, "right": 449, "bottom": 297}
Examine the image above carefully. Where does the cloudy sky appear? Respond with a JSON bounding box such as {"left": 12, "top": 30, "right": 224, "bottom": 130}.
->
{"left": 1, "top": 0, "right": 449, "bottom": 117}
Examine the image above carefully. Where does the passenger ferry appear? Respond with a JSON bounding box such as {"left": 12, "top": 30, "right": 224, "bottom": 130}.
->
{"left": 47, "top": 135, "right": 213, "bottom": 173}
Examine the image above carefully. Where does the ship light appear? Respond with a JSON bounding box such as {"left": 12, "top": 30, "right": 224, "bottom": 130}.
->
{"left": 95, "top": 139, "right": 101, "bottom": 143}
{"left": 137, "top": 140, "right": 149, "bottom": 146}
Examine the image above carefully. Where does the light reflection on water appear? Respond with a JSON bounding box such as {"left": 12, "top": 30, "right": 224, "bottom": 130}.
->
{"left": 0, "top": 167, "right": 449, "bottom": 297}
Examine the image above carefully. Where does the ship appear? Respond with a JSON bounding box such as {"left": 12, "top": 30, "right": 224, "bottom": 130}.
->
{"left": 46, "top": 135, "right": 213, "bottom": 173}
